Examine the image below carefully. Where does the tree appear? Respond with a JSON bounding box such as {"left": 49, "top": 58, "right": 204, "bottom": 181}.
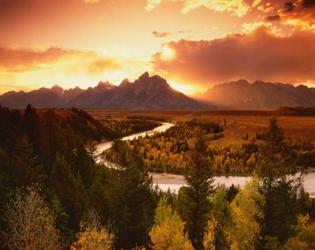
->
{"left": 264, "top": 117, "right": 284, "bottom": 152}
{"left": 284, "top": 215, "right": 315, "bottom": 250}
{"left": 203, "top": 218, "right": 218, "bottom": 250}
{"left": 107, "top": 141, "right": 155, "bottom": 249}
{"left": 209, "top": 187, "right": 232, "bottom": 249}
{"left": 2, "top": 186, "right": 60, "bottom": 250}
{"left": 150, "top": 197, "right": 193, "bottom": 250}
{"left": 50, "top": 154, "right": 86, "bottom": 235}
{"left": 73, "top": 210, "right": 113, "bottom": 250}
{"left": 257, "top": 118, "right": 301, "bottom": 245}
{"left": 178, "top": 133, "right": 214, "bottom": 250}
{"left": 230, "top": 178, "right": 265, "bottom": 250}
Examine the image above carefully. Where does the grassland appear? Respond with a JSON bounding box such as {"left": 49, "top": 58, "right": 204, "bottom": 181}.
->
{"left": 87, "top": 110, "right": 315, "bottom": 146}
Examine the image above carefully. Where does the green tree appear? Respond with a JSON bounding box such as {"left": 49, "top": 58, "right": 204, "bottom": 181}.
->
{"left": 107, "top": 141, "right": 154, "bottom": 249}
{"left": 209, "top": 187, "right": 232, "bottom": 249}
{"left": 178, "top": 133, "right": 214, "bottom": 250}
{"left": 257, "top": 119, "right": 301, "bottom": 245}
{"left": 49, "top": 154, "right": 86, "bottom": 236}
{"left": 231, "top": 178, "right": 265, "bottom": 250}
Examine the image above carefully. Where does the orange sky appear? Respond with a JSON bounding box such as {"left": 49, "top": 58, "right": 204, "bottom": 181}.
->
{"left": 1, "top": 0, "right": 315, "bottom": 94}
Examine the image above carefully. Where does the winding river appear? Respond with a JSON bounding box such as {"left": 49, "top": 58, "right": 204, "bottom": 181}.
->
{"left": 95, "top": 122, "right": 315, "bottom": 197}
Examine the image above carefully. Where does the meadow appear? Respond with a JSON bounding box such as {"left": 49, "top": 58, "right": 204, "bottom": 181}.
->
{"left": 88, "top": 109, "right": 315, "bottom": 146}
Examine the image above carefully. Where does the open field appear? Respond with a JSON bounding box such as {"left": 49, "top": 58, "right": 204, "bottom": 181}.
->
{"left": 87, "top": 110, "right": 315, "bottom": 146}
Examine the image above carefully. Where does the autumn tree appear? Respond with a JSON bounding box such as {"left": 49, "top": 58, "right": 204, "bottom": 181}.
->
{"left": 284, "top": 215, "right": 315, "bottom": 250}
{"left": 230, "top": 178, "right": 265, "bottom": 250}
{"left": 178, "top": 133, "right": 214, "bottom": 250}
{"left": 208, "top": 187, "right": 232, "bottom": 249}
{"left": 150, "top": 197, "right": 193, "bottom": 250}
{"left": 2, "top": 186, "right": 60, "bottom": 250}
{"left": 74, "top": 210, "right": 113, "bottom": 250}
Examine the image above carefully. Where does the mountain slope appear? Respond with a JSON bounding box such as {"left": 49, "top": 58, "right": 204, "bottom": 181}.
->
{"left": 200, "top": 80, "right": 315, "bottom": 110}
{"left": 0, "top": 73, "right": 208, "bottom": 109}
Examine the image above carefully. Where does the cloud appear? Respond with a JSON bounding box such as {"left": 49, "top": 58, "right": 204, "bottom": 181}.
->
{"left": 0, "top": 47, "right": 79, "bottom": 72}
{"left": 254, "top": 0, "right": 315, "bottom": 29}
{"left": 145, "top": 0, "right": 162, "bottom": 11}
{"left": 0, "top": 46, "right": 122, "bottom": 75}
{"left": 146, "top": 0, "right": 250, "bottom": 16}
{"left": 152, "top": 27, "right": 315, "bottom": 87}
{"left": 152, "top": 31, "right": 171, "bottom": 38}
{"left": 87, "top": 58, "right": 121, "bottom": 74}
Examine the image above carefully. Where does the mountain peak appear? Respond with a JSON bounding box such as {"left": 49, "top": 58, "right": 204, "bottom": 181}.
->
{"left": 120, "top": 78, "right": 131, "bottom": 86}
{"left": 51, "top": 84, "right": 64, "bottom": 95}
{"left": 95, "top": 81, "right": 114, "bottom": 90}
{"left": 138, "top": 72, "right": 150, "bottom": 81}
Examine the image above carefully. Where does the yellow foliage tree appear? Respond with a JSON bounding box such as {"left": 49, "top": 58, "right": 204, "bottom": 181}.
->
{"left": 73, "top": 210, "right": 113, "bottom": 250}
{"left": 231, "top": 177, "right": 265, "bottom": 250}
{"left": 149, "top": 197, "right": 193, "bottom": 250}
{"left": 203, "top": 218, "right": 218, "bottom": 250}
{"left": 3, "top": 186, "right": 60, "bottom": 250}
{"left": 74, "top": 229, "right": 113, "bottom": 250}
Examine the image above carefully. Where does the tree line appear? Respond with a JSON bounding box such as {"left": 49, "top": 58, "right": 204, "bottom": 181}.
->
{"left": 104, "top": 118, "right": 315, "bottom": 175}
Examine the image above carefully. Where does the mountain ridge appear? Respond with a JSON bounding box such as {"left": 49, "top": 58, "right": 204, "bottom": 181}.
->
{"left": 0, "top": 73, "right": 208, "bottom": 109}
{"left": 198, "top": 79, "right": 315, "bottom": 110}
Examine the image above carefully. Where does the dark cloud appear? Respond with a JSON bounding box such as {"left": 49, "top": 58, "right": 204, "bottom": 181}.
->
{"left": 152, "top": 27, "right": 315, "bottom": 86}
{"left": 284, "top": 1, "right": 295, "bottom": 12}
{"left": 265, "top": 15, "right": 281, "bottom": 22}
{"left": 303, "top": 0, "right": 315, "bottom": 8}
{"left": 257, "top": 0, "right": 315, "bottom": 25}
{"left": 152, "top": 31, "right": 171, "bottom": 38}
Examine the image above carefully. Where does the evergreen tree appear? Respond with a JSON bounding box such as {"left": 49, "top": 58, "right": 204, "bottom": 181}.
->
{"left": 107, "top": 141, "right": 155, "bottom": 249}
{"left": 258, "top": 118, "right": 301, "bottom": 246}
{"left": 178, "top": 133, "right": 214, "bottom": 250}
{"left": 49, "top": 154, "right": 86, "bottom": 238}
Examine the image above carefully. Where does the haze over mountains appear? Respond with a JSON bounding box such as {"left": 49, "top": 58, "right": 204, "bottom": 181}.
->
{"left": 1, "top": 74, "right": 315, "bottom": 110}
{"left": 199, "top": 80, "right": 315, "bottom": 110}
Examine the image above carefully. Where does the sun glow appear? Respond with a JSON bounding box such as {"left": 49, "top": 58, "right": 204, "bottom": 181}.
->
{"left": 169, "top": 80, "right": 200, "bottom": 95}
{"left": 160, "top": 45, "right": 176, "bottom": 60}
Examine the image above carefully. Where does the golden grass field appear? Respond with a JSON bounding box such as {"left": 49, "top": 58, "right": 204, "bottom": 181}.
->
{"left": 87, "top": 110, "right": 315, "bottom": 146}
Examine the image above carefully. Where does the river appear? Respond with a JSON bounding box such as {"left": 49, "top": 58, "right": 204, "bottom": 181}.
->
{"left": 95, "top": 122, "right": 315, "bottom": 197}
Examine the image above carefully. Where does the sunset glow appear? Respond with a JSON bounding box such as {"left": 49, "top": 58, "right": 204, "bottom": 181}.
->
{"left": 1, "top": 0, "right": 315, "bottom": 94}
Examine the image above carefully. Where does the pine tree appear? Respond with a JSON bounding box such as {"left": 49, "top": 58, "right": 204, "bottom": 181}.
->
{"left": 257, "top": 118, "right": 301, "bottom": 246}
{"left": 107, "top": 141, "right": 155, "bottom": 249}
{"left": 178, "top": 133, "right": 214, "bottom": 250}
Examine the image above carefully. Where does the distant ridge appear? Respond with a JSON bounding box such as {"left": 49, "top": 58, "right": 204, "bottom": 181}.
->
{"left": 199, "top": 79, "right": 315, "bottom": 110}
{"left": 0, "top": 73, "right": 209, "bottom": 110}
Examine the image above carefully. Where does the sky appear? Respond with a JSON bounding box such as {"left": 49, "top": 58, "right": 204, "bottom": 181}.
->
{"left": 0, "top": 0, "right": 315, "bottom": 94}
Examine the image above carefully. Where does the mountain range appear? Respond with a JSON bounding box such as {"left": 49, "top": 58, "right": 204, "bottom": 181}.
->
{"left": 1, "top": 75, "right": 315, "bottom": 110}
{"left": 0, "top": 72, "right": 206, "bottom": 109}
{"left": 198, "top": 79, "right": 315, "bottom": 110}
